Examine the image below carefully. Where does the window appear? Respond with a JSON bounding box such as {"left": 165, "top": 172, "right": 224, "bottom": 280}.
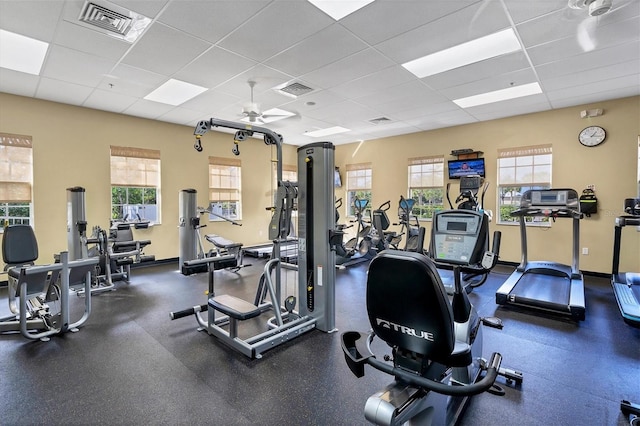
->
{"left": 209, "top": 156, "right": 242, "bottom": 221}
{"left": 345, "top": 163, "right": 372, "bottom": 217}
{"left": 0, "top": 133, "right": 33, "bottom": 227}
{"left": 408, "top": 156, "right": 444, "bottom": 220}
{"left": 497, "top": 144, "right": 552, "bottom": 224}
{"left": 272, "top": 161, "right": 297, "bottom": 195}
{"left": 110, "top": 146, "right": 160, "bottom": 224}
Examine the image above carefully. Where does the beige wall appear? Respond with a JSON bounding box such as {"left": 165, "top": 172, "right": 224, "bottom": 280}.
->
{"left": 1, "top": 92, "right": 638, "bottom": 274}
{"left": 0, "top": 93, "right": 297, "bottom": 271}
{"left": 335, "top": 96, "right": 640, "bottom": 274}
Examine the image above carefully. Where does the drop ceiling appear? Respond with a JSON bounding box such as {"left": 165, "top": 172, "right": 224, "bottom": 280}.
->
{"left": 0, "top": 0, "right": 638, "bottom": 146}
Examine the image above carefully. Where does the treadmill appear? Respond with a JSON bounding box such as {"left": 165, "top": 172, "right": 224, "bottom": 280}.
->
{"left": 611, "top": 197, "right": 640, "bottom": 328}
{"left": 496, "top": 188, "right": 586, "bottom": 321}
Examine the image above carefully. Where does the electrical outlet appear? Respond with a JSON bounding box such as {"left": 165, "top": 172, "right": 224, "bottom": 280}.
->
{"left": 582, "top": 247, "right": 589, "bottom": 255}
{"left": 587, "top": 184, "right": 595, "bottom": 191}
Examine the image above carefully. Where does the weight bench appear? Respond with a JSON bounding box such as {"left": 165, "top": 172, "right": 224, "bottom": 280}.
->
{"left": 204, "top": 234, "right": 249, "bottom": 271}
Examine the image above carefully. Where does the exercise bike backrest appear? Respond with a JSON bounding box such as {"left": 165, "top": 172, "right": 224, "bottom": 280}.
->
{"left": 367, "top": 251, "right": 458, "bottom": 365}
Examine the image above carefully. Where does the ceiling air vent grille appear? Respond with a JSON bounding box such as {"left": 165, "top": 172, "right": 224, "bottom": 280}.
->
{"left": 369, "top": 117, "right": 391, "bottom": 125}
{"left": 277, "top": 82, "right": 314, "bottom": 97}
{"left": 79, "top": 2, "right": 133, "bottom": 36}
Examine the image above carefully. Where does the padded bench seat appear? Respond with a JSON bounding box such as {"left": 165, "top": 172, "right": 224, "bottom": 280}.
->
{"left": 209, "top": 294, "right": 261, "bottom": 320}
{"left": 205, "top": 234, "right": 243, "bottom": 250}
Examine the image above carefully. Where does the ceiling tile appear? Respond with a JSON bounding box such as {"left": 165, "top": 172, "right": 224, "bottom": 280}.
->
{"left": 52, "top": 20, "right": 131, "bottom": 61}
{"left": 264, "top": 23, "right": 368, "bottom": 77}
{"left": 0, "top": 68, "right": 39, "bottom": 98}
{"left": 542, "top": 59, "right": 640, "bottom": 92}
{"left": 217, "top": 1, "right": 333, "bottom": 62}
{"left": 535, "top": 41, "right": 640, "bottom": 80}
{"left": 35, "top": 77, "right": 93, "bottom": 105}
{"left": 109, "top": 0, "right": 170, "bottom": 18}
{"left": 301, "top": 48, "right": 395, "bottom": 89}
{"left": 331, "top": 66, "right": 415, "bottom": 99}
{"left": 423, "top": 51, "right": 532, "bottom": 90}
{"left": 502, "top": 0, "right": 567, "bottom": 24}
{"left": 0, "top": 0, "right": 64, "bottom": 41}
{"left": 340, "top": 0, "right": 478, "bottom": 45}
{"left": 374, "top": 0, "right": 510, "bottom": 64}
{"left": 123, "top": 99, "right": 175, "bottom": 120}
{"left": 42, "top": 45, "right": 116, "bottom": 86}
{"left": 157, "top": 0, "right": 270, "bottom": 44}
{"left": 174, "top": 46, "right": 257, "bottom": 89}
{"left": 439, "top": 68, "right": 539, "bottom": 100}
{"left": 121, "top": 22, "right": 211, "bottom": 76}
{"left": 83, "top": 88, "right": 138, "bottom": 113}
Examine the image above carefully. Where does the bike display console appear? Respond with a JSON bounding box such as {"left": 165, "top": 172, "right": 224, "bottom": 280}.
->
{"left": 496, "top": 189, "right": 586, "bottom": 321}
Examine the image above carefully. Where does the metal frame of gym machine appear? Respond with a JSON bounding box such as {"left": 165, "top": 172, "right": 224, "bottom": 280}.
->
{"left": 495, "top": 188, "right": 586, "bottom": 321}
{"left": 171, "top": 118, "right": 336, "bottom": 359}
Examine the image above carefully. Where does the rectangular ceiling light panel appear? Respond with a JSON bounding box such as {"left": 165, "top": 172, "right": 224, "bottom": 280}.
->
{"left": 308, "top": 0, "right": 375, "bottom": 20}
{"left": 304, "top": 126, "right": 350, "bottom": 137}
{"left": 453, "top": 82, "right": 542, "bottom": 108}
{"left": 402, "top": 28, "right": 522, "bottom": 78}
{"left": 144, "top": 79, "right": 208, "bottom": 106}
{"left": 0, "top": 30, "right": 49, "bottom": 75}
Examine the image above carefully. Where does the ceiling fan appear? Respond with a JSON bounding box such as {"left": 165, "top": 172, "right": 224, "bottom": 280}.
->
{"left": 564, "top": 0, "right": 634, "bottom": 52}
{"left": 240, "top": 81, "right": 296, "bottom": 124}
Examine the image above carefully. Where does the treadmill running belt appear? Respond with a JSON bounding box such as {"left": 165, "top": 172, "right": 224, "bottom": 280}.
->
{"left": 510, "top": 273, "right": 571, "bottom": 305}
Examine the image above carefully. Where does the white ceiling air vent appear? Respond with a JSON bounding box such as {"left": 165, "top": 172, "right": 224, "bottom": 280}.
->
{"left": 74, "top": 1, "right": 151, "bottom": 43}
{"left": 369, "top": 117, "right": 391, "bottom": 125}
{"left": 274, "top": 82, "right": 314, "bottom": 98}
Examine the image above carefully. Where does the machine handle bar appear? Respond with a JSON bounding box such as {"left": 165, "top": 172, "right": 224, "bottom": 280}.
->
{"left": 368, "top": 352, "right": 502, "bottom": 397}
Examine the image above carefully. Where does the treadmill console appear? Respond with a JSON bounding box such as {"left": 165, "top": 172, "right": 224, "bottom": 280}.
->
{"left": 514, "top": 189, "right": 581, "bottom": 218}
{"left": 432, "top": 210, "right": 483, "bottom": 265}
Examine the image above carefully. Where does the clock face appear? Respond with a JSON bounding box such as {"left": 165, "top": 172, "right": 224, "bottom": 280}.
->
{"left": 579, "top": 126, "right": 606, "bottom": 147}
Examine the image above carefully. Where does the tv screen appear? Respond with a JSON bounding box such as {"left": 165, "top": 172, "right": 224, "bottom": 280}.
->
{"left": 334, "top": 168, "right": 342, "bottom": 187}
{"left": 448, "top": 158, "right": 485, "bottom": 179}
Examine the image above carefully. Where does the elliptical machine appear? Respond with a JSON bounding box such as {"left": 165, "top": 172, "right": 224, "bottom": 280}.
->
{"left": 394, "top": 195, "right": 426, "bottom": 252}
{"left": 428, "top": 175, "right": 496, "bottom": 292}
{"left": 334, "top": 197, "right": 376, "bottom": 268}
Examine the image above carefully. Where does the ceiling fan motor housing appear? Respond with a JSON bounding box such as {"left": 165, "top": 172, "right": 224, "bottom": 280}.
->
{"left": 588, "top": 0, "right": 612, "bottom": 15}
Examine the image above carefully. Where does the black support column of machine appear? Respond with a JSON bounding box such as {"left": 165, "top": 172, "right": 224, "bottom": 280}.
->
{"left": 496, "top": 188, "right": 586, "bottom": 321}
{"left": 611, "top": 197, "right": 640, "bottom": 327}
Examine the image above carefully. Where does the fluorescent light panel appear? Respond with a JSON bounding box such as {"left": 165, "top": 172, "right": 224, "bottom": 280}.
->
{"left": 0, "top": 30, "right": 49, "bottom": 75}
{"left": 305, "top": 126, "right": 350, "bottom": 138}
{"left": 144, "top": 79, "right": 207, "bottom": 106}
{"left": 453, "top": 82, "right": 542, "bottom": 108}
{"left": 307, "top": 0, "right": 375, "bottom": 20}
{"left": 402, "top": 28, "right": 522, "bottom": 78}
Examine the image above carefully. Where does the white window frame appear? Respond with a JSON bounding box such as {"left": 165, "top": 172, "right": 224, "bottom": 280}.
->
{"left": 110, "top": 146, "right": 161, "bottom": 225}
{"left": 345, "top": 163, "right": 372, "bottom": 218}
{"left": 0, "top": 133, "right": 33, "bottom": 228}
{"left": 209, "top": 156, "right": 242, "bottom": 222}
{"left": 497, "top": 144, "right": 552, "bottom": 225}
{"left": 408, "top": 156, "right": 444, "bottom": 221}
